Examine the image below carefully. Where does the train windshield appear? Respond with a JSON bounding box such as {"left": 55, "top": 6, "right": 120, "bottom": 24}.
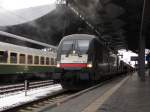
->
{"left": 61, "top": 40, "right": 74, "bottom": 53}
{"left": 77, "top": 40, "right": 90, "bottom": 54}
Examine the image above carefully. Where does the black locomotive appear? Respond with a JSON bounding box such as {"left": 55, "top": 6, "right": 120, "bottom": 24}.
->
{"left": 54, "top": 34, "right": 127, "bottom": 90}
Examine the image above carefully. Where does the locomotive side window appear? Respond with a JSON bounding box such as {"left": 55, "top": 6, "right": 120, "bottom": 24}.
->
{"left": 19, "top": 54, "right": 26, "bottom": 64}
{"left": 10, "top": 52, "right": 17, "bottom": 63}
{"left": 46, "top": 57, "right": 50, "bottom": 65}
{"left": 28, "top": 55, "right": 33, "bottom": 64}
{"left": 0, "top": 51, "right": 8, "bottom": 63}
{"left": 61, "top": 40, "right": 74, "bottom": 53}
{"left": 77, "top": 40, "right": 89, "bottom": 54}
{"left": 40, "top": 57, "right": 45, "bottom": 65}
{"left": 34, "top": 56, "right": 39, "bottom": 64}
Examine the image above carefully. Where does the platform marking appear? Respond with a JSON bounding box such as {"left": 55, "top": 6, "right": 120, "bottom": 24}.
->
{"left": 81, "top": 76, "right": 129, "bottom": 112}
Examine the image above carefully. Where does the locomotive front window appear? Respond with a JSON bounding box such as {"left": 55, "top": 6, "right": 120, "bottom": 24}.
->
{"left": 61, "top": 40, "right": 74, "bottom": 53}
{"left": 77, "top": 40, "right": 90, "bottom": 53}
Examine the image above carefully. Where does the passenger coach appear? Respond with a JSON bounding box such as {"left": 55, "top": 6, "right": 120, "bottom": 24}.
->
{"left": 0, "top": 42, "right": 56, "bottom": 82}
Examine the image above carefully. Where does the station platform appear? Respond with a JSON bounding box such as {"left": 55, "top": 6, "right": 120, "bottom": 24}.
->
{"left": 39, "top": 71, "right": 150, "bottom": 112}
{"left": 96, "top": 71, "right": 150, "bottom": 112}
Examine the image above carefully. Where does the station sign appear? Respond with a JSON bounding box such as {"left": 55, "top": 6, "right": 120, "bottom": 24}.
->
{"left": 130, "top": 56, "right": 138, "bottom": 61}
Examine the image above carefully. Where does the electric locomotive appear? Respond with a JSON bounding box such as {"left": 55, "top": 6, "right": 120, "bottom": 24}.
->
{"left": 54, "top": 34, "right": 124, "bottom": 90}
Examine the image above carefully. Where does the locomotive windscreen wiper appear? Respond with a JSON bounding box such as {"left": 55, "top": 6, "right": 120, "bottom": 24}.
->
{"left": 76, "top": 43, "right": 82, "bottom": 57}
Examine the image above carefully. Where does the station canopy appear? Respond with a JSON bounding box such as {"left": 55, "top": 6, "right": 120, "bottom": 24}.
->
{"left": 0, "top": 0, "right": 149, "bottom": 52}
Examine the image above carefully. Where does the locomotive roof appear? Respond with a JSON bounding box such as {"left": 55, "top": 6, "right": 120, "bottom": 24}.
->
{"left": 62, "top": 34, "right": 96, "bottom": 41}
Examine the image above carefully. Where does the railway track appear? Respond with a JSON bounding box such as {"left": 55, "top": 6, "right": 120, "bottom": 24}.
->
{"left": 11, "top": 81, "right": 109, "bottom": 112}
{"left": 1, "top": 75, "right": 126, "bottom": 112}
{"left": 0, "top": 80, "right": 54, "bottom": 94}
{"left": 2, "top": 89, "right": 73, "bottom": 112}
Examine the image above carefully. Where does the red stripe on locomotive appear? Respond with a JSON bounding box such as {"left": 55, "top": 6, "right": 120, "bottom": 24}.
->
{"left": 60, "top": 63, "right": 87, "bottom": 68}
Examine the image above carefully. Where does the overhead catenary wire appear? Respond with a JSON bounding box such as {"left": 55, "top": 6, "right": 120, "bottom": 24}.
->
{"left": 67, "top": 3, "right": 105, "bottom": 41}
{"left": 64, "top": 2, "right": 126, "bottom": 51}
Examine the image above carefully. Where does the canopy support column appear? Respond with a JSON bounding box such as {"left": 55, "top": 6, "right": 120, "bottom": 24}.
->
{"left": 138, "top": 0, "right": 146, "bottom": 80}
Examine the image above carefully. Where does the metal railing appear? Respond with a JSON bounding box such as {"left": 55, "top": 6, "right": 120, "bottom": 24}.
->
{"left": 0, "top": 80, "right": 54, "bottom": 94}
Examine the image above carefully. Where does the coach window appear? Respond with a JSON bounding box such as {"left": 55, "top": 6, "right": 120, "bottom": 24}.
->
{"left": 0, "top": 51, "right": 8, "bottom": 63}
{"left": 28, "top": 55, "right": 33, "bottom": 64}
{"left": 46, "top": 57, "right": 50, "bottom": 65}
{"left": 40, "top": 57, "right": 45, "bottom": 65}
{"left": 34, "top": 56, "right": 39, "bottom": 64}
{"left": 54, "top": 58, "right": 56, "bottom": 65}
{"left": 51, "top": 58, "right": 54, "bottom": 65}
{"left": 10, "top": 52, "right": 17, "bottom": 63}
{"left": 19, "top": 54, "right": 26, "bottom": 64}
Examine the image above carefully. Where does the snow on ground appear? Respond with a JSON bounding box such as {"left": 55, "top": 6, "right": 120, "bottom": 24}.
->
{"left": 0, "top": 84, "right": 62, "bottom": 111}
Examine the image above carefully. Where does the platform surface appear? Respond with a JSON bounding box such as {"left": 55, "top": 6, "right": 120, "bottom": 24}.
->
{"left": 40, "top": 75, "right": 127, "bottom": 112}
{"left": 39, "top": 71, "right": 150, "bottom": 112}
{"left": 97, "top": 71, "right": 150, "bottom": 112}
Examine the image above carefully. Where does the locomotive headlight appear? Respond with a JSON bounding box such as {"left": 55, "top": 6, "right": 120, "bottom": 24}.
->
{"left": 57, "top": 63, "right": 60, "bottom": 68}
{"left": 56, "top": 62, "right": 60, "bottom": 68}
{"left": 73, "top": 50, "right": 76, "bottom": 54}
{"left": 87, "top": 63, "right": 93, "bottom": 68}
